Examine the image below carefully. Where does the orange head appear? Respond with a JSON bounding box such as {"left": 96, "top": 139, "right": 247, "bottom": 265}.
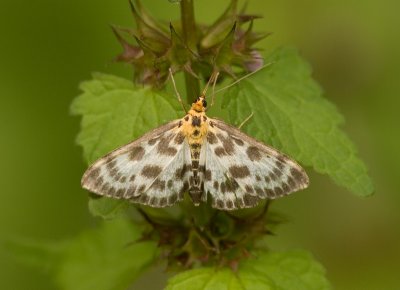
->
{"left": 191, "top": 95, "right": 207, "bottom": 112}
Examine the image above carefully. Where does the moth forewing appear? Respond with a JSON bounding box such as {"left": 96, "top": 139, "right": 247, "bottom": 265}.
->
{"left": 203, "top": 118, "right": 309, "bottom": 210}
{"left": 81, "top": 120, "right": 191, "bottom": 207}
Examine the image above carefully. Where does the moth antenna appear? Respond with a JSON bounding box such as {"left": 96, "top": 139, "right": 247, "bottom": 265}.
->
{"left": 202, "top": 70, "right": 220, "bottom": 96}
{"left": 213, "top": 61, "right": 275, "bottom": 95}
{"left": 201, "top": 71, "right": 213, "bottom": 96}
{"left": 169, "top": 68, "right": 187, "bottom": 112}
{"left": 238, "top": 112, "right": 254, "bottom": 129}
{"left": 210, "top": 71, "right": 220, "bottom": 107}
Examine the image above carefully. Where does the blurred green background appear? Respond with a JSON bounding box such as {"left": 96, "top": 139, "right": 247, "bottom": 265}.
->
{"left": 1, "top": 0, "right": 399, "bottom": 289}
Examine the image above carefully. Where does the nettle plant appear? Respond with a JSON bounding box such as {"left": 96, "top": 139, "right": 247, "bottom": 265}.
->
{"left": 13, "top": 1, "right": 373, "bottom": 289}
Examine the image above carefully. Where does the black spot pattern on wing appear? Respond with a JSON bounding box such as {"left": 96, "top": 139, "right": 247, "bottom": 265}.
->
{"left": 202, "top": 118, "right": 309, "bottom": 210}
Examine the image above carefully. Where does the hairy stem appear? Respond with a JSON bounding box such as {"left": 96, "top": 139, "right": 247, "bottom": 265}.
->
{"left": 180, "top": 0, "right": 200, "bottom": 103}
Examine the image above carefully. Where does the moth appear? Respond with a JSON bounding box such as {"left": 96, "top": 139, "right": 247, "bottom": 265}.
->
{"left": 81, "top": 71, "right": 309, "bottom": 210}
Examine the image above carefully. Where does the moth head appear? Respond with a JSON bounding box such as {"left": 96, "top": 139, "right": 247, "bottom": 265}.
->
{"left": 191, "top": 95, "right": 207, "bottom": 112}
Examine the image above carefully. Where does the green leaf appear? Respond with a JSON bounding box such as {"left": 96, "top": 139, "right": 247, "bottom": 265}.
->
{"left": 71, "top": 73, "right": 183, "bottom": 217}
{"left": 56, "top": 219, "right": 158, "bottom": 290}
{"left": 4, "top": 219, "right": 158, "bottom": 290}
{"left": 88, "top": 197, "right": 130, "bottom": 220}
{"left": 222, "top": 47, "right": 374, "bottom": 196}
{"left": 166, "top": 250, "right": 331, "bottom": 290}
{"left": 71, "top": 72, "right": 183, "bottom": 164}
{"left": 239, "top": 250, "right": 331, "bottom": 290}
{"left": 166, "top": 268, "right": 242, "bottom": 290}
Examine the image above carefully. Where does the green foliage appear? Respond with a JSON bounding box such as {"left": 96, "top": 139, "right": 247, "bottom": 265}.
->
{"left": 88, "top": 198, "right": 130, "bottom": 220}
{"left": 4, "top": 219, "right": 158, "bottom": 290}
{"left": 222, "top": 47, "right": 374, "bottom": 196}
{"left": 166, "top": 250, "right": 331, "bottom": 290}
{"left": 56, "top": 219, "right": 158, "bottom": 290}
{"left": 114, "top": 0, "right": 265, "bottom": 86}
{"left": 71, "top": 72, "right": 184, "bottom": 164}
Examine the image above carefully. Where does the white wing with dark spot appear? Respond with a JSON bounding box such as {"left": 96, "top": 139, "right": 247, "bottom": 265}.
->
{"left": 203, "top": 119, "right": 309, "bottom": 210}
{"left": 82, "top": 120, "right": 192, "bottom": 207}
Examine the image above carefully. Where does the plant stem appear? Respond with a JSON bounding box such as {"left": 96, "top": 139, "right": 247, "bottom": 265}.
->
{"left": 180, "top": 0, "right": 200, "bottom": 103}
